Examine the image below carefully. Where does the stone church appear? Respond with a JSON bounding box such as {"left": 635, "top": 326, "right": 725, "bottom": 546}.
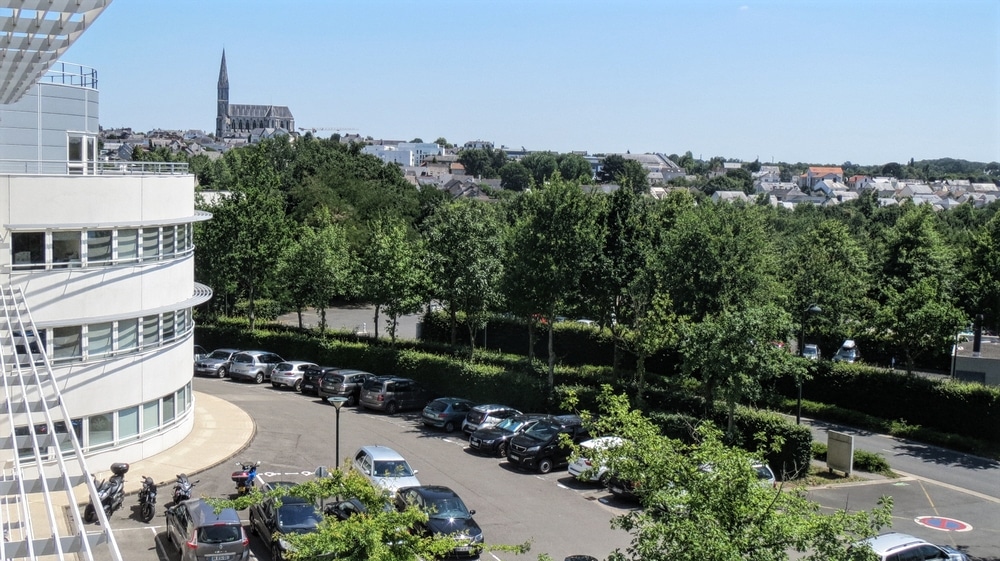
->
{"left": 215, "top": 50, "right": 295, "bottom": 138}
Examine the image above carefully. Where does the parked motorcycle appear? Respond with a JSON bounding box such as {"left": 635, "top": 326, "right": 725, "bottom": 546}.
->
{"left": 84, "top": 462, "right": 129, "bottom": 523}
{"left": 231, "top": 460, "right": 260, "bottom": 496}
{"left": 172, "top": 473, "right": 198, "bottom": 505}
{"left": 137, "top": 476, "right": 157, "bottom": 523}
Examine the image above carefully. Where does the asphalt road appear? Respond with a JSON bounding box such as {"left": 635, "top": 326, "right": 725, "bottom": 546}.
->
{"left": 95, "top": 378, "right": 1000, "bottom": 561}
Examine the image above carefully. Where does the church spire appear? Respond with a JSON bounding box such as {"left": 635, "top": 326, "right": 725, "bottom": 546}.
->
{"left": 216, "top": 50, "right": 230, "bottom": 138}
{"left": 218, "top": 49, "right": 229, "bottom": 89}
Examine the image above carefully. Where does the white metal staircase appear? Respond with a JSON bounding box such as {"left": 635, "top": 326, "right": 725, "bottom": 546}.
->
{"left": 0, "top": 285, "right": 122, "bottom": 561}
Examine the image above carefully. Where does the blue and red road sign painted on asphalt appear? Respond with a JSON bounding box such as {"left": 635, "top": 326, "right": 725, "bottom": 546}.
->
{"left": 914, "top": 516, "right": 973, "bottom": 532}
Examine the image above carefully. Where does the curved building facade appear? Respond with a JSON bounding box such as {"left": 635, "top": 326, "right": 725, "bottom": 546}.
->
{"left": 0, "top": 63, "right": 212, "bottom": 467}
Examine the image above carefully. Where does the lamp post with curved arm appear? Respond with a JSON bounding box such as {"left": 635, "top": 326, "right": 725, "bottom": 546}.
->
{"left": 330, "top": 397, "right": 348, "bottom": 468}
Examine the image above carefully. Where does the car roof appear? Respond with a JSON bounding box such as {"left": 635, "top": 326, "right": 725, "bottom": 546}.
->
{"left": 473, "top": 403, "right": 515, "bottom": 411}
{"left": 236, "top": 350, "right": 271, "bottom": 356}
{"left": 279, "top": 360, "right": 316, "bottom": 366}
{"left": 863, "top": 532, "right": 933, "bottom": 555}
{"left": 330, "top": 369, "right": 372, "bottom": 376}
{"left": 398, "top": 485, "right": 460, "bottom": 500}
{"left": 212, "top": 348, "right": 241, "bottom": 353}
{"left": 430, "top": 397, "right": 473, "bottom": 405}
{"left": 183, "top": 498, "right": 242, "bottom": 526}
{"left": 357, "top": 445, "right": 408, "bottom": 461}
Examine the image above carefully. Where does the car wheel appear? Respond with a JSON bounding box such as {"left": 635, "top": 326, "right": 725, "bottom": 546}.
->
{"left": 321, "top": 395, "right": 329, "bottom": 403}
{"left": 444, "top": 421, "right": 456, "bottom": 433}
{"left": 496, "top": 442, "right": 508, "bottom": 458}
{"left": 271, "top": 382, "right": 280, "bottom": 389}
{"left": 248, "top": 511, "right": 258, "bottom": 536}
{"left": 346, "top": 394, "right": 357, "bottom": 407}
{"left": 254, "top": 372, "right": 264, "bottom": 384}
{"left": 293, "top": 380, "right": 302, "bottom": 392}
{"left": 386, "top": 401, "right": 399, "bottom": 415}
{"left": 271, "top": 542, "right": 284, "bottom": 561}
{"left": 216, "top": 366, "right": 226, "bottom": 378}
{"left": 83, "top": 504, "right": 96, "bottom": 523}
{"left": 537, "top": 458, "right": 553, "bottom": 474}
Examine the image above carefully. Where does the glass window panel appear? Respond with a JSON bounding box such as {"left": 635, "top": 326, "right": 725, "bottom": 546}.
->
{"left": 118, "top": 406, "right": 139, "bottom": 441}
{"left": 117, "top": 229, "right": 138, "bottom": 263}
{"left": 177, "top": 385, "right": 188, "bottom": 414}
{"left": 162, "top": 312, "right": 175, "bottom": 342}
{"left": 87, "top": 230, "right": 112, "bottom": 264}
{"left": 176, "top": 308, "right": 187, "bottom": 335}
{"left": 68, "top": 136, "right": 83, "bottom": 162}
{"left": 52, "top": 231, "right": 81, "bottom": 267}
{"left": 178, "top": 224, "right": 188, "bottom": 252}
{"left": 185, "top": 382, "right": 192, "bottom": 409}
{"left": 163, "top": 394, "right": 176, "bottom": 424}
{"left": 162, "top": 226, "right": 175, "bottom": 257}
{"left": 142, "top": 316, "right": 159, "bottom": 348}
{"left": 55, "top": 419, "right": 82, "bottom": 453}
{"left": 142, "top": 228, "right": 159, "bottom": 260}
{"left": 52, "top": 326, "right": 81, "bottom": 360}
{"left": 142, "top": 401, "right": 159, "bottom": 433}
{"left": 88, "top": 413, "right": 113, "bottom": 449}
{"left": 88, "top": 322, "right": 113, "bottom": 357}
{"left": 117, "top": 318, "right": 138, "bottom": 352}
{"left": 11, "top": 233, "right": 45, "bottom": 269}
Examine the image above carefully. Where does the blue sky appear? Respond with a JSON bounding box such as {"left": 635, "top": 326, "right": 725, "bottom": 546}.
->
{"left": 64, "top": 0, "right": 999, "bottom": 166}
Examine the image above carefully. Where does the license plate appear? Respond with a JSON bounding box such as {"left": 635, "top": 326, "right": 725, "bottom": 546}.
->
{"left": 469, "top": 438, "right": 480, "bottom": 448}
{"left": 509, "top": 454, "right": 519, "bottom": 462}
{"left": 454, "top": 546, "right": 471, "bottom": 552}
{"left": 206, "top": 555, "right": 233, "bottom": 561}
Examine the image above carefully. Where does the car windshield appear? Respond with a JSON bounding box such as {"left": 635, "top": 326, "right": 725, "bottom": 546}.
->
{"left": 207, "top": 351, "right": 232, "bottom": 360}
{"left": 754, "top": 465, "right": 774, "bottom": 480}
{"left": 233, "top": 354, "right": 252, "bottom": 364}
{"left": 275, "top": 363, "right": 293, "bottom": 372}
{"left": 425, "top": 401, "right": 447, "bottom": 413}
{"left": 523, "top": 421, "right": 560, "bottom": 440}
{"left": 427, "top": 497, "right": 470, "bottom": 520}
{"left": 325, "top": 374, "right": 345, "bottom": 384}
{"left": 373, "top": 460, "right": 413, "bottom": 477}
{"left": 278, "top": 503, "right": 322, "bottom": 532}
{"left": 495, "top": 418, "right": 528, "bottom": 433}
{"left": 197, "top": 524, "right": 241, "bottom": 544}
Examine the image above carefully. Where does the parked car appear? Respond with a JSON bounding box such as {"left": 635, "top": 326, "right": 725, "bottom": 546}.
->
{"left": 855, "top": 532, "right": 969, "bottom": 561}
{"left": 422, "top": 397, "right": 475, "bottom": 433}
{"left": 801, "top": 343, "right": 820, "bottom": 361}
{"left": 318, "top": 369, "right": 379, "bottom": 406}
{"left": 323, "top": 496, "right": 394, "bottom": 521}
{"left": 462, "top": 404, "right": 521, "bottom": 435}
{"left": 193, "top": 345, "right": 207, "bottom": 361}
{"left": 568, "top": 436, "right": 625, "bottom": 483}
{"left": 193, "top": 348, "right": 241, "bottom": 378}
{"left": 164, "top": 498, "right": 249, "bottom": 561}
{"left": 270, "top": 361, "right": 318, "bottom": 392}
{"left": 832, "top": 339, "right": 860, "bottom": 363}
{"left": 359, "top": 376, "right": 432, "bottom": 414}
{"left": 468, "top": 414, "right": 550, "bottom": 457}
{"left": 248, "top": 481, "right": 323, "bottom": 561}
{"left": 352, "top": 445, "right": 421, "bottom": 494}
{"left": 301, "top": 365, "right": 341, "bottom": 396}
{"left": 507, "top": 414, "right": 588, "bottom": 474}
{"left": 394, "top": 485, "right": 483, "bottom": 559}
{"left": 228, "top": 350, "right": 285, "bottom": 384}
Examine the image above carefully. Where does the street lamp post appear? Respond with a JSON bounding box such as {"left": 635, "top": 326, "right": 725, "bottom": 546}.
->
{"left": 330, "top": 397, "right": 348, "bottom": 468}
{"left": 797, "top": 304, "right": 822, "bottom": 425}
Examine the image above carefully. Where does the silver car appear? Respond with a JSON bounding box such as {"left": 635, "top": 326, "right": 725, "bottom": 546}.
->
{"left": 193, "top": 348, "right": 241, "bottom": 378}
{"left": 857, "top": 532, "right": 968, "bottom": 561}
{"left": 462, "top": 404, "right": 521, "bottom": 435}
{"left": 228, "top": 350, "right": 284, "bottom": 384}
{"left": 270, "top": 360, "right": 318, "bottom": 392}
{"left": 352, "top": 445, "right": 420, "bottom": 495}
{"left": 164, "top": 498, "right": 249, "bottom": 561}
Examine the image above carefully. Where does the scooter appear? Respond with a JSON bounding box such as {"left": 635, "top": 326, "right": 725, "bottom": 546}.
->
{"left": 84, "top": 462, "right": 129, "bottom": 523}
{"left": 172, "top": 473, "right": 198, "bottom": 505}
{"left": 231, "top": 460, "right": 260, "bottom": 496}
{"left": 137, "top": 476, "right": 157, "bottom": 523}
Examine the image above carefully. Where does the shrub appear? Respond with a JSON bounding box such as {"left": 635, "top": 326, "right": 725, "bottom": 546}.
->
{"left": 853, "top": 450, "right": 892, "bottom": 475}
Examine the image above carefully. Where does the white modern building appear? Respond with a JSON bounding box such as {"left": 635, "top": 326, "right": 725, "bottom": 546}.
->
{"left": 0, "top": 2, "right": 210, "bottom": 558}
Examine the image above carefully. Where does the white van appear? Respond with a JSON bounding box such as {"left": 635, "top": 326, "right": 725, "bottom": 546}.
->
{"left": 832, "top": 339, "right": 859, "bottom": 363}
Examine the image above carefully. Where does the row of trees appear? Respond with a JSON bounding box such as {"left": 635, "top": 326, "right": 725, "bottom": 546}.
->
{"left": 195, "top": 137, "right": 999, "bottom": 412}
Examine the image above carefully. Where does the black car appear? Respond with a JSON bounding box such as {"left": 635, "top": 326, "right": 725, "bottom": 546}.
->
{"left": 395, "top": 485, "right": 483, "bottom": 558}
{"left": 248, "top": 482, "right": 323, "bottom": 561}
{"left": 468, "top": 414, "right": 550, "bottom": 457}
{"left": 506, "top": 414, "right": 588, "bottom": 474}
{"left": 300, "top": 365, "right": 342, "bottom": 396}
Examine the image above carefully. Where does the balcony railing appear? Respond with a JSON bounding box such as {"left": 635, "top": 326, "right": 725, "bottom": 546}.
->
{"left": 0, "top": 160, "right": 189, "bottom": 175}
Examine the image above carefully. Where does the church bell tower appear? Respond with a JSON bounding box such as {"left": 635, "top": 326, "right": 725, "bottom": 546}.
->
{"left": 216, "top": 50, "right": 230, "bottom": 138}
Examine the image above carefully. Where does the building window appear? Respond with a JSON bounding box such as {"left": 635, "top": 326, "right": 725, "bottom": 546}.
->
{"left": 177, "top": 385, "right": 189, "bottom": 413}
{"left": 11, "top": 232, "right": 45, "bottom": 270}
{"left": 176, "top": 308, "right": 187, "bottom": 335}
{"left": 162, "top": 225, "right": 175, "bottom": 257}
{"left": 142, "top": 400, "right": 159, "bottom": 434}
{"left": 87, "top": 230, "right": 112, "bottom": 264}
{"left": 117, "top": 229, "right": 139, "bottom": 263}
{"left": 87, "top": 322, "right": 113, "bottom": 358}
{"left": 52, "top": 326, "right": 82, "bottom": 361}
{"left": 142, "top": 228, "right": 159, "bottom": 261}
{"left": 162, "top": 312, "right": 175, "bottom": 342}
{"left": 141, "top": 315, "right": 159, "bottom": 349}
{"left": 88, "top": 413, "right": 114, "bottom": 449}
{"left": 118, "top": 406, "right": 139, "bottom": 442}
{"left": 177, "top": 224, "right": 188, "bottom": 253}
{"left": 52, "top": 231, "right": 81, "bottom": 267}
{"left": 118, "top": 318, "right": 138, "bottom": 353}
{"left": 163, "top": 393, "right": 176, "bottom": 424}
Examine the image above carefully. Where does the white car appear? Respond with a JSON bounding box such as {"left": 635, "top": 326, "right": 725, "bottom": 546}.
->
{"left": 568, "top": 436, "right": 624, "bottom": 482}
{"left": 856, "top": 532, "right": 968, "bottom": 561}
{"left": 351, "top": 445, "right": 420, "bottom": 495}
{"left": 269, "top": 360, "right": 318, "bottom": 392}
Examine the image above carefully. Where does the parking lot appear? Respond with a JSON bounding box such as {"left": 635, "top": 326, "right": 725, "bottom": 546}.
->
{"left": 94, "top": 375, "right": 1000, "bottom": 561}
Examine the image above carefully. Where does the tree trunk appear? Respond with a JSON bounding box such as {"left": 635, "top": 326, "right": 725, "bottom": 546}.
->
{"left": 450, "top": 306, "right": 458, "bottom": 345}
{"left": 527, "top": 321, "right": 536, "bottom": 361}
{"left": 373, "top": 304, "right": 380, "bottom": 340}
{"left": 248, "top": 281, "right": 256, "bottom": 331}
{"left": 318, "top": 308, "right": 327, "bottom": 333}
{"left": 547, "top": 307, "right": 556, "bottom": 395}
{"left": 296, "top": 308, "right": 303, "bottom": 330}
{"left": 635, "top": 351, "right": 647, "bottom": 406}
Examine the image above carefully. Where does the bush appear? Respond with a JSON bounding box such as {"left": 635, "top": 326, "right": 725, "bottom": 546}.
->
{"left": 853, "top": 450, "right": 892, "bottom": 475}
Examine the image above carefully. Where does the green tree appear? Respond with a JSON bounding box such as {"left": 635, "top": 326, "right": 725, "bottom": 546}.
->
{"left": 277, "top": 218, "right": 354, "bottom": 331}
{"left": 519, "top": 152, "right": 559, "bottom": 186}
{"left": 499, "top": 161, "right": 532, "bottom": 191}
{"left": 568, "top": 387, "right": 893, "bottom": 561}
{"left": 503, "top": 178, "right": 604, "bottom": 392}
{"left": 359, "top": 217, "right": 427, "bottom": 343}
{"left": 424, "top": 199, "right": 505, "bottom": 350}
{"left": 457, "top": 147, "right": 507, "bottom": 178}
{"left": 557, "top": 152, "right": 594, "bottom": 183}
{"left": 875, "top": 278, "right": 967, "bottom": 374}
{"left": 434, "top": 137, "right": 451, "bottom": 148}
{"left": 880, "top": 162, "right": 903, "bottom": 178}
{"left": 967, "top": 212, "right": 1000, "bottom": 330}
{"left": 599, "top": 155, "right": 649, "bottom": 193}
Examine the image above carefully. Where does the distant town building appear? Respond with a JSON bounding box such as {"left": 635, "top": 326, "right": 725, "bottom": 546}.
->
{"left": 215, "top": 50, "right": 294, "bottom": 139}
